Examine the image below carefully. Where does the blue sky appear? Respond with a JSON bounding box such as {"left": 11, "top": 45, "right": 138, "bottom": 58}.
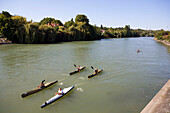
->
{"left": 0, "top": 0, "right": 170, "bottom": 30}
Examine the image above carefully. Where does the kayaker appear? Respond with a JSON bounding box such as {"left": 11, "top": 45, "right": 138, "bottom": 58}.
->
{"left": 56, "top": 88, "right": 64, "bottom": 95}
{"left": 77, "top": 66, "right": 81, "bottom": 71}
{"left": 94, "top": 69, "right": 98, "bottom": 74}
{"left": 38, "top": 80, "right": 45, "bottom": 88}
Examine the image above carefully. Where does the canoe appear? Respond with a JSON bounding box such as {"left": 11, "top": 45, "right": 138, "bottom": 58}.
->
{"left": 21, "top": 80, "right": 58, "bottom": 98}
{"left": 41, "top": 86, "right": 75, "bottom": 108}
{"left": 88, "top": 69, "right": 103, "bottom": 78}
{"left": 70, "top": 66, "right": 86, "bottom": 75}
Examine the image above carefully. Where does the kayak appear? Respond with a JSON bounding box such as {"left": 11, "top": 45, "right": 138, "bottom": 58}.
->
{"left": 88, "top": 69, "right": 103, "bottom": 78}
{"left": 21, "top": 80, "right": 58, "bottom": 98}
{"left": 41, "top": 86, "right": 75, "bottom": 108}
{"left": 70, "top": 66, "right": 86, "bottom": 75}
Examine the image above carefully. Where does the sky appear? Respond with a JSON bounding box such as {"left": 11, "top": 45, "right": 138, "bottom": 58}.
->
{"left": 0, "top": 0, "right": 170, "bottom": 30}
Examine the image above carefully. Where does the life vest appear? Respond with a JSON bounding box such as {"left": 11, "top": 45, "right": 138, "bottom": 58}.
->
{"left": 58, "top": 88, "right": 63, "bottom": 94}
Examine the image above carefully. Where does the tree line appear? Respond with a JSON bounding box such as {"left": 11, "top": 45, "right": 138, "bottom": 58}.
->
{"left": 0, "top": 11, "right": 163, "bottom": 44}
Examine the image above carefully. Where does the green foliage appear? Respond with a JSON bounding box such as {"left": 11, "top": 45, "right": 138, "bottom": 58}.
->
{"left": 1, "top": 11, "right": 12, "bottom": 18}
{"left": 0, "top": 11, "right": 160, "bottom": 44}
{"left": 124, "top": 25, "right": 131, "bottom": 37}
{"left": 39, "top": 17, "right": 63, "bottom": 26}
{"left": 154, "top": 30, "right": 170, "bottom": 42}
{"left": 59, "top": 26, "right": 65, "bottom": 32}
{"left": 0, "top": 11, "right": 15, "bottom": 40}
{"left": 101, "top": 25, "right": 103, "bottom": 30}
{"left": 68, "top": 25, "right": 76, "bottom": 31}
{"left": 71, "top": 18, "right": 74, "bottom": 22}
{"left": 15, "top": 25, "right": 25, "bottom": 43}
{"left": 75, "top": 14, "right": 89, "bottom": 24}
{"left": 102, "top": 25, "right": 141, "bottom": 38}
{"left": 53, "top": 20, "right": 63, "bottom": 26}
{"left": 12, "top": 15, "right": 27, "bottom": 27}
{"left": 64, "top": 20, "right": 74, "bottom": 28}
{"left": 39, "top": 17, "right": 55, "bottom": 25}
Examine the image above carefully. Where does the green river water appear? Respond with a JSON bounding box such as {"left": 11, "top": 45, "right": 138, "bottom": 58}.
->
{"left": 0, "top": 37, "right": 170, "bottom": 113}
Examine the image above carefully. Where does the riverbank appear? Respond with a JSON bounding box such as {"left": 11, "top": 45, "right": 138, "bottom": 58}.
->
{"left": 141, "top": 79, "right": 170, "bottom": 113}
{"left": 154, "top": 38, "right": 170, "bottom": 46}
{"left": 0, "top": 38, "right": 12, "bottom": 44}
{"left": 154, "top": 30, "right": 170, "bottom": 46}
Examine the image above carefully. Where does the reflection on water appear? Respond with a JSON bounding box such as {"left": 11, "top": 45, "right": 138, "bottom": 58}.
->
{"left": 0, "top": 37, "right": 170, "bottom": 113}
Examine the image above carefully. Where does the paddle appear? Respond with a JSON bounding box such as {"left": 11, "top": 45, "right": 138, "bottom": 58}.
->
{"left": 90, "top": 66, "right": 100, "bottom": 75}
{"left": 42, "top": 80, "right": 45, "bottom": 83}
{"left": 91, "top": 66, "right": 94, "bottom": 70}
{"left": 74, "top": 64, "right": 81, "bottom": 68}
{"left": 74, "top": 64, "right": 80, "bottom": 71}
{"left": 74, "top": 64, "right": 77, "bottom": 67}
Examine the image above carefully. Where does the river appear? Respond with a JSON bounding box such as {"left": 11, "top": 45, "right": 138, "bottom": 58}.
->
{"left": 0, "top": 37, "right": 170, "bottom": 113}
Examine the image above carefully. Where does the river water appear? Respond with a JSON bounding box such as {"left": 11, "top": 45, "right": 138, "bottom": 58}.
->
{"left": 0, "top": 37, "right": 170, "bottom": 113}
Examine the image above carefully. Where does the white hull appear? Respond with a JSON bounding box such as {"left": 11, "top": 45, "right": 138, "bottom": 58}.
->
{"left": 41, "top": 86, "right": 74, "bottom": 108}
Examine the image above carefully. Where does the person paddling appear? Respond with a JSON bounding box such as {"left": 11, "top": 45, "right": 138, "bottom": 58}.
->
{"left": 91, "top": 66, "right": 99, "bottom": 74}
{"left": 77, "top": 66, "right": 81, "bottom": 71}
{"left": 74, "top": 64, "right": 81, "bottom": 71}
{"left": 38, "top": 80, "right": 45, "bottom": 88}
{"left": 137, "top": 49, "right": 140, "bottom": 53}
{"left": 94, "top": 69, "right": 98, "bottom": 74}
{"left": 56, "top": 88, "right": 64, "bottom": 95}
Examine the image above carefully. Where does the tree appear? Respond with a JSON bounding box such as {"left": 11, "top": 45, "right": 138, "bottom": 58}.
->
{"left": 0, "top": 11, "right": 15, "bottom": 40}
{"left": 1, "top": 11, "right": 12, "bottom": 18}
{"left": 39, "top": 17, "right": 55, "bottom": 25}
{"left": 12, "top": 15, "right": 27, "bottom": 27}
{"left": 71, "top": 18, "right": 74, "bottom": 22}
{"left": 52, "top": 20, "right": 63, "bottom": 26}
{"left": 101, "top": 25, "right": 103, "bottom": 30}
{"left": 124, "top": 25, "right": 131, "bottom": 37}
{"left": 75, "top": 14, "right": 89, "bottom": 24}
{"left": 40, "top": 17, "right": 63, "bottom": 26}
{"left": 64, "top": 20, "right": 74, "bottom": 28}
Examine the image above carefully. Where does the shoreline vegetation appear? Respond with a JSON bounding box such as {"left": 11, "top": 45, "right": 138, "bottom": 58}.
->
{"left": 0, "top": 11, "right": 169, "bottom": 44}
{"left": 154, "top": 39, "right": 170, "bottom": 46}
{"left": 154, "top": 30, "right": 170, "bottom": 46}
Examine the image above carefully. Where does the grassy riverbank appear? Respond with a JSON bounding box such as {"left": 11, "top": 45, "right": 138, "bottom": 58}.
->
{"left": 154, "top": 30, "right": 170, "bottom": 46}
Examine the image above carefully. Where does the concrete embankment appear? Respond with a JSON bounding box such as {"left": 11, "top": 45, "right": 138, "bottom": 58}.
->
{"left": 141, "top": 79, "right": 170, "bottom": 113}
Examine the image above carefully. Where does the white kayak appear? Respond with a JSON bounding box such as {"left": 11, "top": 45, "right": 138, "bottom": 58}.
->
{"left": 41, "top": 86, "right": 75, "bottom": 108}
